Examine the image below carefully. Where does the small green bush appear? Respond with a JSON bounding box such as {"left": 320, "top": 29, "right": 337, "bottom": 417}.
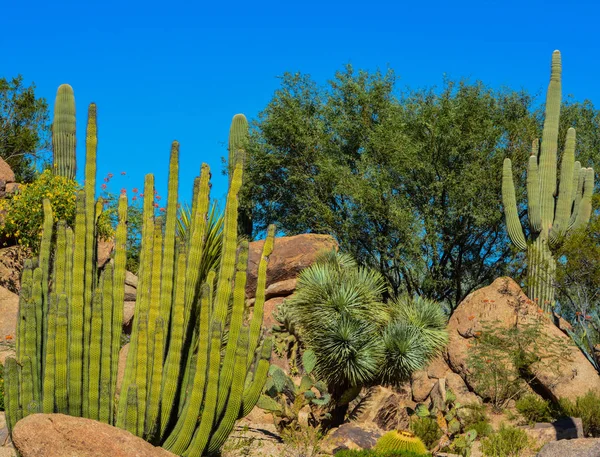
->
{"left": 515, "top": 394, "right": 554, "bottom": 424}
{"left": 410, "top": 416, "right": 442, "bottom": 449}
{"left": 334, "top": 449, "right": 428, "bottom": 457}
{"left": 0, "top": 170, "right": 113, "bottom": 251}
{"left": 460, "top": 403, "right": 492, "bottom": 437}
{"left": 480, "top": 424, "right": 531, "bottom": 457}
{"left": 559, "top": 390, "right": 600, "bottom": 437}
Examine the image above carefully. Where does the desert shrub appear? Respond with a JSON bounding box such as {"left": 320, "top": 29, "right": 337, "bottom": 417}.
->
{"left": 279, "top": 424, "right": 323, "bottom": 457}
{"left": 460, "top": 404, "right": 492, "bottom": 437}
{"left": 334, "top": 450, "right": 428, "bottom": 457}
{"left": 410, "top": 416, "right": 443, "bottom": 449}
{"left": 0, "top": 170, "right": 112, "bottom": 251}
{"left": 559, "top": 390, "right": 600, "bottom": 437}
{"left": 286, "top": 250, "right": 448, "bottom": 403}
{"left": 515, "top": 394, "right": 555, "bottom": 424}
{"left": 467, "top": 300, "right": 572, "bottom": 411}
{"left": 480, "top": 424, "right": 531, "bottom": 457}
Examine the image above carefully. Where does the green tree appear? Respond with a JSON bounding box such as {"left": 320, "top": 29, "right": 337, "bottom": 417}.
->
{"left": 242, "top": 67, "right": 539, "bottom": 309}
{"left": 0, "top": 76, "right": 51, "bottom": 182}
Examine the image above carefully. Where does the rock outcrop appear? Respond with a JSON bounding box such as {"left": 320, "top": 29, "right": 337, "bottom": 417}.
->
{"left": 445, "top": 277, "right": 600, "bottom": 402}
{"left": 12, "top": 414, "right": 176, "bottom": 457}
{"left": 0, "top": 286, "right": 18, "bottom": 365}
{"left": 536, "top": 438, "right": 600, "bottom": 457}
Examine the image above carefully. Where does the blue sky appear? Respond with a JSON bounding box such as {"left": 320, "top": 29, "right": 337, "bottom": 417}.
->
{"left": 4, "top": 0, "right": 600, "bottom": 209}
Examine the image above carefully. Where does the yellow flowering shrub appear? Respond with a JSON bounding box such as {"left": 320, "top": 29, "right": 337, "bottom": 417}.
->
{"left": 0, "top": 170, "right": 113, "bottom": 251}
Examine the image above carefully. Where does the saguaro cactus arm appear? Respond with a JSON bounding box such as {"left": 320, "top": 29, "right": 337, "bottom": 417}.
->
{"left": 501, "top": 158, "right": 527, "bottom": 250}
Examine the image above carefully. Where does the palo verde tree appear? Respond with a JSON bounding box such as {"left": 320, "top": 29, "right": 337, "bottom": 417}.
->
{"left": 502, "top": 50, "right": 595, "bottom": 313}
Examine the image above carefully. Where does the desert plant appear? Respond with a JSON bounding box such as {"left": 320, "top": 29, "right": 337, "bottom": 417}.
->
{"left": 3, "top": 105, "right": 274, "bottom": 456}
{"left": 0, "top": 169, "right": 112, "bottom": 250}
{"left": 51, "top": 84, "right": 76, "bottom": 179}
{"left": 286, "top": 250, "right": 447, "bottom": 406}
{"left": 502, "top": 50, "right": 595, "bottom": 312}
{"left": 257, "top": 349, "right": 331, "bottom": 431}
{"left": 410, "top": 416, "right": 443, "bottom": 449}
{"left": 515, "top": 394, "right": 555, "bottom": 424}
{"left": 334, "top": 450, "right": 429, "bottom": 457}
{"left": 559, "top": 390, "right": 600, "bottom": 437}
{"left": 375, "top": 431, "right": 428, "bottom": 455}
{"left": 480, "top": 424, "right": 531, "bottom": 457}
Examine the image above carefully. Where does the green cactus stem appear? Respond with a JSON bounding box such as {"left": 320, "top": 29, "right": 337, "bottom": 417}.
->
{"left": 502, "top": 50, "right": 595, "bottom": 312}
{"left": 52, "top": 84, "right": 76, "bottom": 179}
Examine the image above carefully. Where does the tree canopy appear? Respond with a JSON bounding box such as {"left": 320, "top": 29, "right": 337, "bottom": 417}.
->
{"left": 241, "top": 66, "right": 600, "bottom": 310}
{"left": 0, "top": 75, "right": 51, "bottom": 182}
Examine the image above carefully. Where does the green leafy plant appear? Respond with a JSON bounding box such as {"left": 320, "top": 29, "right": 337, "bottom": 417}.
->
{"left": 480, "top": 424, "right": 531, "bottom": 457}
{"left": 0, "top": 169, "right": 112, "bottom": 250}
{"left": 515, "top": 394, "right": 555, "bottom": 424}
{"left": 559, "top": 390, "right": 600, "bottom": 437}
{"left": 258, "top": 349, "right": 331, "bottom": 431}
{"left": 410, "top": 416, "right": 443, "bottom": 449}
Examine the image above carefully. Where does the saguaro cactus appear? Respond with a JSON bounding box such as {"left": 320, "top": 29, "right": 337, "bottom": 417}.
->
{"left": 502, "top": 50, "right": 594, "bottom": 312}
{"left": 52, "top": 84, "right": 77, "bottom": 179}
{"left": 5, "top": 98, "right": 273, "bottom": 457}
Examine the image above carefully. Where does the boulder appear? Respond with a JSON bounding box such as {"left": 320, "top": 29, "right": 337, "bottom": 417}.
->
{"left": 446, "top": 372, "right": 481, "bottom": 406}
{"left": 321, "top": 422, "right": 383, "bottom": 455}
{"left": 3, "top": 184, "right": 19, "bottom": 195}
{"left": 0, "top": 286, "right": 18, "bottom": 365}
{"left": 411, "top": 370, "right": 436, "bottom": 402}
{"left": 426, "top": 356, "right": 452, "bottom": 379}
{"left": 263, "top": 297, "right": 286, "bottom": 330}
{"left": 115, "top": 343, "right": 129, "bottom": 397}
{"left": 97, "top": 238, "right": 115, "bottom": 268}
{"left": 0, "top": 412, "right": 17, "bottom": 456}
{"left": 124, "top": 283, "right": 137, "bottom": 302}
{"left": 536, "top": 438, "right": 600, "bottom": 457}
{"left": 446, "top": 277, "right": 600, "bottom": 402}
{"left": 246, "top": 234, "right": 338, "bottom": 298}
{"left": 523, "top": 417, "right": 583, "bottom": 448}
{"left": 265, "top": 279, "right": 297, "bottom": 300}
{"left": 122, "top": 301, "right": 136, "bottom": 333}
{"left": 0, "top": 246, "right": 31, "bottom": 294}
{"left": 12, "top": 414, "right": 176, "bottom": 457}
{"left": 125, "top": 271, "right": 138, "bottom": 288}
{"left": 353, "top": 385, "right": 413, "bottom": 432}
{"left": 0, "top": 159, "right": 14, "bottom": 185}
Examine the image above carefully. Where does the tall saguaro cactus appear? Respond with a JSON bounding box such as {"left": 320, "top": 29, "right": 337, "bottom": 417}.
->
{"left": 502, "top": 50, "right": 594, "bottom": 312}
{"left": 52, "top": 84, "right": 77, "bottom": 179}
{"left": 4, "top": 99, "right": 273, "bottom": 457}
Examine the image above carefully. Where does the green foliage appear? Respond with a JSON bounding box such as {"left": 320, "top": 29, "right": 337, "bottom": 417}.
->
{"left": 0, "top": 362, "right": 4, "bottom": 411}
{"left": 515, "top": 395, "right": 555, "bottom": 424}
{"left": 466, "top": 299, "right": 571, "bottom": 411}
{"left": 258, "top": 353, "right": 331, "bottom": 432}
{"left": 502, "top": 51, "right": 595, "bottom": 312}
{"left": 0, "top": 75, "right": 51, "bottom": 183}
{"left": 286, "top": 250, "right": 447, "bottom": 399}
{"left": 334, "top": 450, "right": 429, "bottom": 457}
{"left": 410, "top": 417, "right": 443, "bottom": 449}
{"left": 480, "top": 424, "right": 531, "bottom": 457}
{"left": 241, "top": 66, "right": 542, "bottom": 310}
{"left": 559, "top": 390, "right": 600, "bottom": 437}
{"left": 0, "top": 170, "right": 112, "bottom": 250}
{"left": 375, "top": 431, "right": 428, "bottom": 455}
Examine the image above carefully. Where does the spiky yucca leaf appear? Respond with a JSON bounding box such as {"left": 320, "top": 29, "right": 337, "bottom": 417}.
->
{"left": 380, "top": 322, "right": 428, "bottom": 385}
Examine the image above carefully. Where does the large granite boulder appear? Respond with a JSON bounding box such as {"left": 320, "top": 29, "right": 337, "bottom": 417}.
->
{"left": 12, "top": 414, "right": 176, "bottom": 457}
{"left": 446, "top": 277, "right": 600, "bottom": 402}
{"left": 245, "top": 234, "right": 337, "bottom": 298}
{"left": 536, "top": 438, "right": 600, "bottom": 457}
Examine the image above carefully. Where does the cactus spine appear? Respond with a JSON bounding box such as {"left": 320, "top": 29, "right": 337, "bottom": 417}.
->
{"left": 52, "top": 84, "right": 76, "bottom": 179}
{"left": 502, "top": 50, "right": 594, "bottom": 312}
{"left": 5, "top": 105, "right": 272, "bottom": 457}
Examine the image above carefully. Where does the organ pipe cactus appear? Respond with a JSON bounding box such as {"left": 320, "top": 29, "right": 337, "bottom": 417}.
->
{"left": 52, "top": 84, "right": 77, "bottom": 179}
{"left": 502, "top": 50, "right": 594, "bottom": 312}
{"left": 4, "top": 104, "right": 273, "bottom": 457}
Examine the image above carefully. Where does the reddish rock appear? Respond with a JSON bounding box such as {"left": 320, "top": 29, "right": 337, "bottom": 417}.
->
{"left": 246, "top": 234, "right": 338, "bottom": 298}
{"left": 4, "top": 184, "right": 19, "bottom": 195}
{"left": 122, "top": 301, "right": 136, "bottom": 334}
{"left": 12, "top": 414, "right": 176, "bottom": 457}
{"left": 0, "top": 286, "right": 18, "bottom": 365}
{"left": 445, "top": 372, "right": 481, "bottom": 405}
{"left": 446, "top": 277, "right": 600, "bottom": 402}
{"left": 97, "top": 239, "right": 115, "bottom": 268}
{"left": 0, "top": 159, "right": 15, "bottom": 184}
{"left": 262, "top": 297, "right": 286, "bottom": 330}
{"left": 426, "top": 356, "right": 452, "bottom": 379}
{"left": 125, "top": 271, "right": 138, "bottom": 288}
{"left": 321, "top": 422, "right": 383, "bottom": 455}
{"left": 411, "top": 370, "right": 436, "bottom": 402}
{"left": 265, "top": 279, "right": 297, "bottom": 300}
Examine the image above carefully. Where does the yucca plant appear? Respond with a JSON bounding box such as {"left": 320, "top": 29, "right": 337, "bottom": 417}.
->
{"left": 285, "top": 250, "right": 448, "bottom": 424}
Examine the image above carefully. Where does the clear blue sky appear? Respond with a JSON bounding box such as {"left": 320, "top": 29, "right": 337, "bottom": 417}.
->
{"left": 4, "top": 0, "right": 600, "bottom": 209}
